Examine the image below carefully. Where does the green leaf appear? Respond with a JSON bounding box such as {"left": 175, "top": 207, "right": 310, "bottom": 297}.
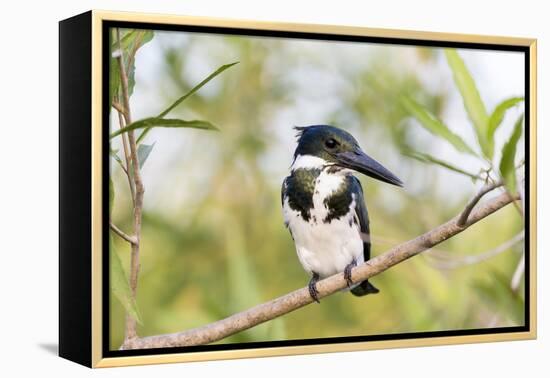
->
{"left": 112, "top": 29, "right": 132, "bottom": 47}
{"left": 404, "top": 149, "right": 481, "bottom": 181}
{"left": 110, "top": 117, "right": 218, "bottom": 139}
{"left": 158, "top": 62, "right": 239, "bottom": 118}
{"left": 110, "top": 149, "right": 129, "bottom": 184}
{"left": 402, "top": 96, "right": 477, "bottom": 156}
{"left": 112, "top": 29, "right": 155, "bottom": 98}
{"left": 487, "top": 97, "right": 524, "bottom": 159}
{"left": 113, "top": 29, "right": 137, "bottom": 50}
{"left": 137, "top": 142, "right": 156, "bottom": 169}
{"left": 499, "top": 114, "right": 524, "bottom": 194}
{"left": 109, "top": 56, "right": 120, "bottom": 103}
{"left": 444, "top": 49, "right": 490, "bottom": 157}
{"left": 110, "top": 148, "right": 125, "bottom": 170}
{"left": 127, "top": 66, "right": 137, "bottom": 98}
{"left": 137, "top": 61, "right": 239, "bottom": 143}
{"left": 113, "top": 29, "right": 154, "bottom": 50}
{"left": 109, "top": 235, "right": 142, "bottom": 324}
{"left": 125, "top": 30, "right": 154, "bottom": 97}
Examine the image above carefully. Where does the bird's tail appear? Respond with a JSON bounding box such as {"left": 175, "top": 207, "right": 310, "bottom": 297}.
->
{"left": 350, "top": 279, "right": 379, "bottom": 296}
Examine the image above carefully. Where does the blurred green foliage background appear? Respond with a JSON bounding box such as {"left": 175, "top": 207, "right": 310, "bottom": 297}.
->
{"left": 109, "top": 29, "right": 526, "bottom": 350}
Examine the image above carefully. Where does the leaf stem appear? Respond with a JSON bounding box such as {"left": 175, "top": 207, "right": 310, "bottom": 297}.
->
{"left": 110, "top": 221, "right": 138, "bottom": 245}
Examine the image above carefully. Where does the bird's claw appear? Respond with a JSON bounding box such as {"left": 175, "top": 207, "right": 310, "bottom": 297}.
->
{"left": 308, "top": 273, "right": 320, "bottom": 303}
{"left": 344, "top": 258, "right": 357, "bottom": 287}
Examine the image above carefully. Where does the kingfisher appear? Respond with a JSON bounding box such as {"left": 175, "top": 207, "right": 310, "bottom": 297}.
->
{"left": 282, "top": 125, "right": 403, "bottom": 303}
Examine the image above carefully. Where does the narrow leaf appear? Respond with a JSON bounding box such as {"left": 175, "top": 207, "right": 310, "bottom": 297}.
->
{"left": 405, "top": 150, "right": 481, "bottom": 181}
{"left": 125, "top": 30, "right": 155, "bottom": 97}
{"left": 402, "top": 96, "right": 477, "bottom": 156}
{"left": 111, "top": 117, "right": 218, "bottom": 139}
{"left": 133, "top": 30, "right": 154, "bottom": 51}
{"left": 109, "top": 56, "right": 120, "bottom": 102}
{"left": 112, "top": 29, "right": 155, "bottom": 98}
{"left": 137, "top": 142, "right": 156, "bottom": 169}
{"left": 109, "top": 235, "right": 142, "bottom": 324}
{"left": 158, "top": 62, "right": 239, "bottom": 118}
{"left": 116, "top": 29, "right": 154, "bottom": 52}
{"left": 110, "top": 150, "right": 129, "bottom": 185}
{"left": 110, "top": 148, "right": 125, "bottom": 170}
{"left": 108, "top": 29, "right": 121, "bottom": 104}
{"left": 113, "top": 29, "right": 137, "bottom": 50}
{"left": 137, "top": 61, "right": 239, "bottom": 143}
{"left": 444, "top": 49, "right": 490, "bottom": 157}
{"left": 499, "top": 114, "right": 524, "bottom": 194}
{"left": 487, "top": 97, "right": 524, "bottom": 159}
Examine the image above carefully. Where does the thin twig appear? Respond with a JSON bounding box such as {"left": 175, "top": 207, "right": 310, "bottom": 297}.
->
{"left": 423, "top": 232, "right": 524, "bottom": 270}
{"left": 510, "top": 251, "right": 525, "bottom": 293}
{"left": 112, "top": 100, "right": 126, "bottom": 115}
{"left": 116, "top": 158, "right": 130, "bottom": 176}
{"left": 110, "top": 222, "right": 138, "bottom": 245}
{"left": 486, "top": 314, "right": 500, "bottom": 328}
{"left": 116, "top": 109, "right": 135, "bottom": 204}
{"left": 116, "top": 27, "right": 145, "bottom": 343}
{"left": 457, "top": 181, "right": 503, "bottom": 227}
{"left": 121, "top": 191, "right": 517, "bottom": 350}
{"left": 373, "top": 235, "right": 452, "bottom": 255}
{"left": 518, "top": 173, "right": 525, "bottom": 218}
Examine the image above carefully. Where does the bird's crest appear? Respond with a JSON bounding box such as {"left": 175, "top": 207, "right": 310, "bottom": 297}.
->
{"left": 293, "top": 126, "right": 307, "bottom": 139}
{"left": 293, "top": 126, "right": 313, "bottom": 140}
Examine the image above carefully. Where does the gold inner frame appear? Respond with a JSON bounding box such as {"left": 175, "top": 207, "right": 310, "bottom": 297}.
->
{"left": 90, "top": 9, "right": 537, "bottom": 368}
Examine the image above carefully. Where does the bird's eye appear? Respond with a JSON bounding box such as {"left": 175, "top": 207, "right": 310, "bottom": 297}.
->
{"left": 325, "top": 138, "right": 337, "bottom": 149}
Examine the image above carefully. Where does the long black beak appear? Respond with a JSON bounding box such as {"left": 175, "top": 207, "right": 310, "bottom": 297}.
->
{"left": 336, "top": 149, "right": 403, "bottom": 187}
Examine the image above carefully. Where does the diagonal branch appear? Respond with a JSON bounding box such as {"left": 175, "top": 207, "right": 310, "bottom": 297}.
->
{"left": 121, "top": 191, "right": 517, "bottom": 350}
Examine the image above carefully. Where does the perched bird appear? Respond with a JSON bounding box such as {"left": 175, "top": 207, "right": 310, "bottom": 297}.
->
{"left": 281, "top": 125, "right": 403, "bottom": 302}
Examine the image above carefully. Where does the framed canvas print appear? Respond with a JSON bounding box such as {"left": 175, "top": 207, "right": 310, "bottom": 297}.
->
{"left": 59, "top": 10, "right": 537, "bottom": 368}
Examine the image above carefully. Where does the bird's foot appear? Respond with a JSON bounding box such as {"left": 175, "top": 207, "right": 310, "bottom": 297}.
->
{"left": 308, "top": 272, "right": 320, "bottom": 303}
{"left": 344, "top": 258, "right": 357, "bottom": 287}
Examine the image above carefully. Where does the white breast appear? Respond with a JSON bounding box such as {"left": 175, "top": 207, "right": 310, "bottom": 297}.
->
{"left": 283, "top": 168, "right": 364, "bottom": 278}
